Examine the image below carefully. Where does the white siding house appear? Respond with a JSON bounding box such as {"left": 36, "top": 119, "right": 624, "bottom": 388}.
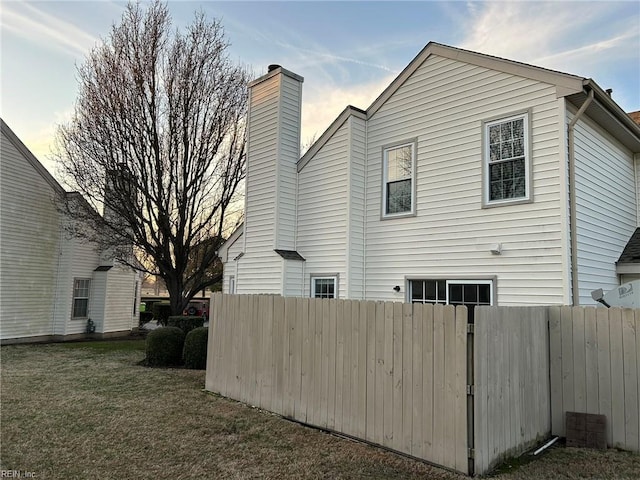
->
{"left": 0, "top": 119, "right": 141, "bottom": 343}
{"left": 220, "top": 42, "right": 640, "bottom": 309}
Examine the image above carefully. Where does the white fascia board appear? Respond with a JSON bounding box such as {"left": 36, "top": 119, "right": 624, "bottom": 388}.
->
{"left": 367, "top": 42, "right": 584, "bottom": 118}
{"left": 218, "top": 223, "right": 244, "bottom": 263}
{"left": 297, "top": 106, "right": 366, "bottom": 172}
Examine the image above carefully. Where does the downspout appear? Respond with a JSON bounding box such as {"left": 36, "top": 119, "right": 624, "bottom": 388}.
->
{"left": 567, "top": 88, "right": 594, "bottom": 306}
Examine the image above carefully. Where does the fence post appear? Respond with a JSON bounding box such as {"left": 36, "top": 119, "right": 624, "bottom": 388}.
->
{"left": 466, "top": 306, "right": 475, "bottom": 476}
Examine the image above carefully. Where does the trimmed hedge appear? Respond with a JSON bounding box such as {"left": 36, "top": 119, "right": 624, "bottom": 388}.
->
{"left": 183, "top": 327, "right": 209, "bottom": 370}
{"left": 145, "top": 327, "right": 185, "bottom": 367}
{"left": 152, "top": 302, "right": 172, "bottom": 326}
{"left": 167, "top": 316, "right": 204, "bottom": 335}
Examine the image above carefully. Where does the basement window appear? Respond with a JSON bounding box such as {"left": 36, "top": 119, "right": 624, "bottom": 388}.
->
{"left": 408, "top": 279, "right": 493, "bottom": 322}
{"left": 311, "top": 276, "right": 337, "bottom": 299}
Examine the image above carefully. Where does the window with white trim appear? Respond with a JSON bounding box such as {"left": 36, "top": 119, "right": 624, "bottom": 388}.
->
{"left": 133, "top": 281, "right": 139, "bottom": 315}
{"left": 408, "top": 279, "right": 493, "bottom": 321}
{"left": 484, "top": 113, "right": 530, "bottom": 204}
{"left": 72, "top": 278, "right": 91, "bottom": 319}
{"left": 229, "top": 276, "right": 236, "bottom": 294}
{"left": 311, "top": 276, "right": 337, "bottom": 299}
{"left": 383, "top": 142, "right": 415, "bottom": 216}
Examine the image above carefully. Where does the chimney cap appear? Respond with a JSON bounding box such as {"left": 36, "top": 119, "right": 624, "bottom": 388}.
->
{"left": 268, "top": 64, "right": 281, "bottom": 73}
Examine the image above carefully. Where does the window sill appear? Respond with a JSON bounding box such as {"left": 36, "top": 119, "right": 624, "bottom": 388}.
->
{"left": 381, "top": 211, "right": 416, "bottom": 220}
{"left": 482, "top": 197, "right": 532, "bottom": 209}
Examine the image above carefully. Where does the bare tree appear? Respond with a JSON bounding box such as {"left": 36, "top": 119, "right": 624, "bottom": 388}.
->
{"left": 55, "top": 1, "right": 247, "bottom": 315}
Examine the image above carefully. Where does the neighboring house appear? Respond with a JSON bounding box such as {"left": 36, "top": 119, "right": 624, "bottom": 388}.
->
{"left": 219, "top": 42, "right": 640, "bottom": 312}
{"left": 0, "top": 119, "right": 141, "bottom": 343}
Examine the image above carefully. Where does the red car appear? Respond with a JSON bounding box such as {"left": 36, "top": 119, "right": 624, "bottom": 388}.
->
{"left": 183, "top": 300, "right": 209, "bottom": 320}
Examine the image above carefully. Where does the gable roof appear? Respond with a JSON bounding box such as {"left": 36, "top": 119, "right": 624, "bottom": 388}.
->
{"left": 367, "top": 42, "right": 584, "bottom": 118}
{"left": 1, "top": 118, "right": 65, "bottom": 195}
{"left": 299, "top": 42, "right": 640, "bottom": 170}
{"left": 618, "top": 228, "right": 640, "bottom": 264}
{"left": 218, "top": 223, "right": 244, "bottom": 263}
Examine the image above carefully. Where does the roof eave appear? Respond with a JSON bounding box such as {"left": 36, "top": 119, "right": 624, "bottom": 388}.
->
{"left": 566, "top": 79, "right": 640, "bottom": 152}
{"left": 1, "top": 118, "right": 65, "bottom": 195}
{"left": 297, "top": 106, "right": 366, "bottom": 172}
{"left": 616, "top": 263, "right": 640, "bottom": 275}
{"left": 367, "top": 42, "right": 585, "bottom": 118}
{"left": 218, "top": 223, "right": 244, "bottom": 263}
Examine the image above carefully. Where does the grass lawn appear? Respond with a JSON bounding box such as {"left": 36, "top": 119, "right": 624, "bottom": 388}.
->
{"left": 1, "top": 341, "right": 638, "bottom": 479}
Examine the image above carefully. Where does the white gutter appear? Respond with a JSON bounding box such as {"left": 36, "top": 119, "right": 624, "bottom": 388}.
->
{"left": 567, "top": 88, "right": 594, "bottom": 306}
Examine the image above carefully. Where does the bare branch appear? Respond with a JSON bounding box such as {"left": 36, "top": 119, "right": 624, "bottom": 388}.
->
{"left": 53, "top": 1, "right": 248, "bottom": 315}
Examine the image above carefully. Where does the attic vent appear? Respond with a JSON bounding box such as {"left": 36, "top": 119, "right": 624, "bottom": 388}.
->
{"left": 268, "top": 64, "right": 281, "bottom": 73}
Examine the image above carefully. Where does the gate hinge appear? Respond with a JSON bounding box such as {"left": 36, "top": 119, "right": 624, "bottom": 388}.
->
{"left": 467, "top": 384, "right": 475, "bottom": 396}
{"left": 467, "top": 323, "right": 474, "bottom": 334}
{"left": 468, "top": 447, "right": 475, "bottom": 459}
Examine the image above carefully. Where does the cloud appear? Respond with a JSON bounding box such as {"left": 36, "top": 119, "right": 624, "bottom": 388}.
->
{"left": 16, "top": 107, "right": 75, "bottom": 182}
{"left": 458, "top": 1, "right": 639, "bottom": 75}
{"left": 300, "top": 74, "right": 396, "bottom": 147}
{"left": 1, "top": 1, "right": 98, "bottom": 57}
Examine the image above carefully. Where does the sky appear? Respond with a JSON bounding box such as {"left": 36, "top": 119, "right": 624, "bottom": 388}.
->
{"left": 2, "top": 0, "right": 639, "bottom": 184}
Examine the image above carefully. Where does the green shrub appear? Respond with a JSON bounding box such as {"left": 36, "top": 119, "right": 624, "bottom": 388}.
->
{"left": 139, "top": 311, "right": 154, "bottom": 326}
{"left": 145, "top": 327, "right": 185, "bottom": 367}
{"left": 183, "top": 327, "right": 209, "bottom": 370}
{"left": 152, "top": 302, "right": 172, "bottom": 326}
{"left": 167, "top": 316, "right": 204, "bottom": 335}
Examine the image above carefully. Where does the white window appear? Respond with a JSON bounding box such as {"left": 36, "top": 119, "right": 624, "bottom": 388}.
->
{"left": 408, "top": 279, "right": 493, "bottom": 321}
{"left": 383, "top": 142, "right": 415, "bottom": 217}
{"left": 229, "top": 275, "right": 236, "bottom": 294}
{"left": 484, "top": 113, "right": 530, "bottom": 205}
{"left": 72, "top": 278, "right": 91, "bottom": 319}
{"left": 311, "top": 276, "right": 337, "bottom": 299}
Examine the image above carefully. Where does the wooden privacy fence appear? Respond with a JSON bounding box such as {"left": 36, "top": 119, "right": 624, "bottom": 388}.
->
{"left": 549, "top": 306, "right": 640, "bottom": 452}
{"left": 206, "top": 294, "right": 468, "bottom": 472}
{"left": 205, "top": 295, "right": 552, "bottom": 475}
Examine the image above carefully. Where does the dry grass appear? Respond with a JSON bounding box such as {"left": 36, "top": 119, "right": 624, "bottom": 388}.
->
{"left": 1, "top": 341, "right": 638, "bottom": 479}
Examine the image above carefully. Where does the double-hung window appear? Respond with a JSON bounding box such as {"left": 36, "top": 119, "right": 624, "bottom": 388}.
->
{"left": 484, "top": 112, "right": 530, "bottom": 206}
{"left": 383, "top": 141, "right": 415, "bottom": 217}
{"left": 311, "top": 276, "right": 337, "bottom": 299}
{"left": 72, "top": 278, "right": 91, "bottom": 319}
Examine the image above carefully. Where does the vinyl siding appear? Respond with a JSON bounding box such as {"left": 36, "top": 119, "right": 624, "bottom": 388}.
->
{"left": 297, "top": 119, "right": 350, "bottom": 298}
{"left": 0, "top": 129, "right": 59, "bottom": 339}
{"left": 223, "top": 232, "right": 243, "bottom": 294}
{"left": 103, "top": 266, "right": 138, "bottom": 332}
{"left": 283, "top": 260, "right": 304, "bottom": 297}
{"left": 54, "top": 234, "right": 101, "bottom": 335}
{"left": 241, "top": 74, "right": 283, "bottom": 294}
{"left": 276, "top": 74, "right": 302, "bottom": 251}
{"left": 348, "top": 116, "right": 366, "bottom": 299}
{"left": 572, "top": 109, "right": 637, "bottom": 305}
{"left": 364, "top": 54, "right": 566, "bottom": 305}
{"left": 90, "top": 271, "right": 108, "bottom": 332}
